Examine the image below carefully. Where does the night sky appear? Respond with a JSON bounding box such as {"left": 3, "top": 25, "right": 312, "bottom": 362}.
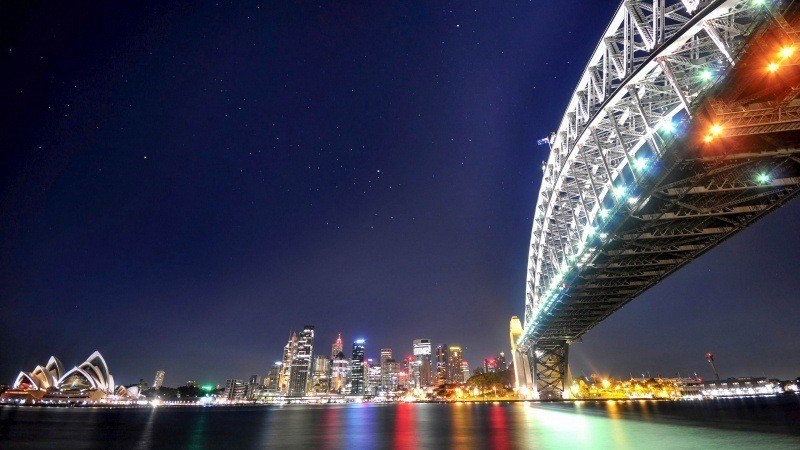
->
{"left": 2, "top": 1, "right": 799, "bottom": 387}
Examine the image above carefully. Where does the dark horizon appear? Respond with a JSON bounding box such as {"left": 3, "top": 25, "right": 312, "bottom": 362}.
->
{"left": 2, "top": 0, "right": 799, "bottom": 387}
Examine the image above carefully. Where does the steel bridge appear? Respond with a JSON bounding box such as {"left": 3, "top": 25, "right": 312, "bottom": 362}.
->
{"left": 518, "top": 0, "right": 800, "bottom": 399}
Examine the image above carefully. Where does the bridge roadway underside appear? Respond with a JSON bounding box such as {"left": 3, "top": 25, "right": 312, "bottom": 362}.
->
{"left": 529, "top": 16, "right": 800, "bottom": 400}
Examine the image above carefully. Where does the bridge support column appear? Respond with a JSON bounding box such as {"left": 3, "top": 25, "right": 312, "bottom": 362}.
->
{"left": 532, "top": 340, "right": 570, "bottom": 400}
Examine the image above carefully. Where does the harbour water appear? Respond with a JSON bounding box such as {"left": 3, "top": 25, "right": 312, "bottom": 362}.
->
{"left": 1, "top": 397, "right": 799, "bottom": 448}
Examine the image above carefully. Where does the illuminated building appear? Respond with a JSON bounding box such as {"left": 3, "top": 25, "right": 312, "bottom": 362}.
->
{"left": 280, "top": 332, "right": 297, "bottom": 395}
{"left": 153, "top": 370, "right": 165, "bottom": 390}
{"left": 244, "top": 375, "right": 260, "bottom": 400}
{"left": 331, "top": 351, "right": 349, "bottom": 394}
{"left": 680, "top": 377, "right": 781, "bottom": 398}
{"left": 367, "top": 359, "right": 382, "bottom": 395}
{"left": 380, "top": 348, "right": 392, "bottom": 365}
{"left": 497, "top": 352, "right": 507, "bottom": 371}
{"left": 379, "top": 348, "right": 393, "bottom": 391}
{"left": 381, "top": 359, "right": 399, "bottom": 391}
{"left": 447, "top": 346, "right": 463, "bottom": 383}
{"left": 350, "top": 339, "right": 366, "bottom": 395}
{"left": 311, "top": 355, "right": 331, "bottom": 394}
{"left": 331, "top": 333, "right": 343, "bottom": 360}
{"left": 483, "top": 357, "right": 498, "bottom": 373}
{"left": 265, "top": 362, "right": 281, "bottom": 392}
{"left": 461, "top": 361, "right": 470, "bottom": 383}
{"left": 435, "top": 345, "right": 449, "bottom": 385}
{"left": 412, "top": 339, "right": 433, "bottom": 388}
{"left": 289, "top": 325, "right": 315, "bottom": 396}
{"left": 224, "top": 379, "right": 245, "bottom": 400}
{"left": 3, "top": 352, "right": 131, "bottom": 404}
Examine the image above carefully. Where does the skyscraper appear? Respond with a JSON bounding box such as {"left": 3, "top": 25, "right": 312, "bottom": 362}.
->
{"left": 447, "top": 346, "right": 463, "bottom": 383}
{"left": 265, "top": 362, "right": 282, "bottom": 392}
{"left": 497, "top": 352, "right": 507, "bottom": 371}
{"left": 381, "top": 359, "right": 399, "bottom": 392}
{"left": 435, "top": 345, "right": 449, "bottom": 385}
{"left": 153, "top": 370, "right": 165, "bottom": 390}
{"left": 289, "top": 325, "right": 315, "bottom": 396}
{"left": 311, "top": 354, "right": 331, "bottom": 394}
{"left": 331, "top": 351, "right": 349, "bottom": 394}
{"left": 380, "top": 348, "right": 393, "bottom": 391}
{"left": 350, "top": 339, "right": 366, "bottom": 395}
{"left": 413, "top": 339, "right": 433, "bottom": 388}
{"left": 280, "top": 332, "right": 297, "bottom": 395}
{"left": 461, "top": 361, "right": 470, "bottom": 383}
{"left": 331, "top": 332, "right": 343, "bottom": 360}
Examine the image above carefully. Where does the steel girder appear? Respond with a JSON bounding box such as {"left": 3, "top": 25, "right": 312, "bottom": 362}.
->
{"left": 532, "top": 341, "right": 570, "bottom": 400}
{"left": 521, "top": 0, "right": 796, "bottom": 350}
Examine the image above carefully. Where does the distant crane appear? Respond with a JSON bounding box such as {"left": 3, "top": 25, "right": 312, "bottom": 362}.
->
{"left": 705, "top": 353, "right": 720, "bottom": 380}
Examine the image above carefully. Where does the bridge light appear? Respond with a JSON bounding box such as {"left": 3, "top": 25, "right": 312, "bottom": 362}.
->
{"left": 767, "top": 62, "right": 780, "bottom": 73}
{"left": 613, "top": 186, "right": 627, "bottom": 199}
{"left": 703, "top": 134, "right": 714, "bottom": 143}
{"left": 627, "top": 196, "right": 639, "bottom": 205}
{"left": 599, "top": 232, "right": 609, "bottom": 239}
{"left": 779, "top": 46, "right": 795, "bottom": 59}
{"left": 709, "top": 124, "right": 723, "bottom": 136}
{"left": 585, "top": 225, "right": 597, "bottom": 237}
{"left": 633, "top": 157, "right": 649, "bottom": 172}
{"left": 598, "top": 208, "right": 609, "bottom": 219}
{"left": 752, "top": 0, "right": 766, "bottom": 5}
{"left": 756, "top": 173, "right": 771, "bottom": 184}
{"left": 658, "top": 119, "right": 676, "bottom": 134}
{"left": 698, "top": 69, "right": 713, "bottom": 82}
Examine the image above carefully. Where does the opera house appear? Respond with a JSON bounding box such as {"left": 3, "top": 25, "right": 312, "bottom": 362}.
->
{"left": 2, "top": 351, "right": 139, "bottom": 404}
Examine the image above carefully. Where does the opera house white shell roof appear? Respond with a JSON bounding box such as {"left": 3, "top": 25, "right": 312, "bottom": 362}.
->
{"left": 12, "top": 351, "right": 115, "bottom": 393}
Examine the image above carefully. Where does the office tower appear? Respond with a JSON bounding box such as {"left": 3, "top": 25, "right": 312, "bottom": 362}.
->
{"left": 461, "top": 361, "right": 470, "bottom": 383}
{"left": 382, "top": 359, "right": 399, "bottom": 392}
{"left": 265, "top": 362, "right": 282, "bottom": 392}
{"left": 311, "top": 354, "right": 331, "bottom": 394}
{"left": 413, "top": 339, "right": 433, "bottom": 388}
{"left": 331, "top": 351, "right": 349, "bottom": 394}
{"left": 224, "top": 379, "right": 245, "bottom": 400}
{"left": 380, "top": 348, "right": 393, "bottom": 391}
{"left": 435, "top": 345, "right": 449, "bottom": 385}
{"left": 367, "top": 359, "right": 382, "bottom": 395}
{"left": 447, "top": 346, "right": 463, "bottom": 383}
{"left": 497, "top": 352, "right": 507, "bottom": 371}
{"left": 483, "top": 357, "right": 498, "bottom": 373}
{"left": 153, "top": 371, "right": 165, "bottom": 390}
{"left": 331, "top": 333, "right": 343, "bottom": 360}
{"left": 509, "top": 316, "right": 533, "bottom": 392}
{"left": 350, "top": 339, "right": 366, "bottom": 395}
{"left": 380, "top": 348, "right": 392, "bottom": 365}
{"left": 280, "top": 332, "right": 298, "bottom": 395}
{"left": 244, "top": 375, "right": 260, "bottom": 400}
{"left": 289, "top": 325, "right": 315, "bottom": 396}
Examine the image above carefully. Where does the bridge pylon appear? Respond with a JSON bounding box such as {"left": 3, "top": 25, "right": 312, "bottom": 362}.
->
{"left": 532, "top": 340, "right": 570, "bottom": 400}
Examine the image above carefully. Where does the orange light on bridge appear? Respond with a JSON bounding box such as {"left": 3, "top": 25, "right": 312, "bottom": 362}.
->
{"left": 767, "top": 62, "right": 780, "bottom": 73}
{"left": 710, "top": 124, "right": 723, "bottom": 136}
{"left": 779, "top": 46, "right": 795, "bottom": 59}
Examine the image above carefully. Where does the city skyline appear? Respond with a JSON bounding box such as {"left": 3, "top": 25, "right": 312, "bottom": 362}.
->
{"left": 2, "top": 0, "right": 799, "bottom": 387}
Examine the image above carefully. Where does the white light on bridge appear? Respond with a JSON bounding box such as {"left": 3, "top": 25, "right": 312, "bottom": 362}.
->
{"left": 756, "top": 173, "right": 771, "bottom": 184}
{"left": 698, "top": 69, "right": 714, "bottom": 82}
{"left": 633, "top": 157, "right": 649, "bottom": 172}
{"left": 613, "top": 186, "right": 627, "bottom": 199}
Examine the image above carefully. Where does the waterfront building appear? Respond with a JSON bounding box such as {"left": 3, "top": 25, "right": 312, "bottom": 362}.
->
{"left": 331, "top": 333, "right": 343, "bottom": 360}
{"left": 289, "top": 325, "right": 315, "bottom": 397}
{"left": 350, "top": 339, "right": 366, "bottom": 395}
{"left": 680, "top": 377, "right": 782, "bottom": 398}
{"left": 447, "top": 346, "right": 463, "bottom": 383}
{"left": 153, "top": 370, "right": 165, "bottom": 390}
{"left": 3, "top": 352, "right": 135, "bottom": 404}
{"left": 224, "top": 379, "right": 245, "bottom": 400}
{"left": 331, "top": 351, "right": 349, "bottom": 394}
{"left": 244, "top": 375, "right": 260, "bottom": 400}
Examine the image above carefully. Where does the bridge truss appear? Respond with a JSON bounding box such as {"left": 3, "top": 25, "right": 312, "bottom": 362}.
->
{"left": 520, "top": 0, "right": 800, "bottom": 399}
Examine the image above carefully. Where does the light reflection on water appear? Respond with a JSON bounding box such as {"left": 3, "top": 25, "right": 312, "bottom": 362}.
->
{"left": 1, "top": 398, "right": 799, "bottom": 449}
